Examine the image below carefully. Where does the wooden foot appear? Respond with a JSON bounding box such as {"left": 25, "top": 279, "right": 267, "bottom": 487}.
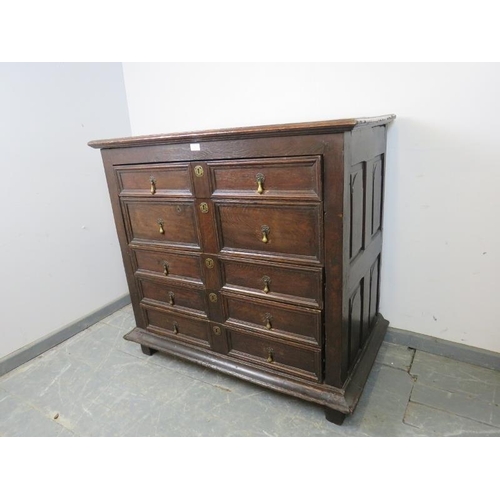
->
{"left": 325, "top": 407, "right": 346, "bottom": 425}
{"left": 141, "top": 345, "right": 157, "bottom": 356}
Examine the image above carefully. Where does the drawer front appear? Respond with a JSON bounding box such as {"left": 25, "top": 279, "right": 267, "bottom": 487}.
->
{"left": 124, "top": 200, "right": 200, "bottom": 249}
{"left": 133, "top": 249, "right": 203, "bottom": 283}
{"left": 223, "top": 295, "right": 321, "bottom": 345}
{"left": 144, "top": 307, "right": 210, "bottom": 347}
{"left": 227, "top": 328, "right": 321, "bottom": 382}
{"left": 116, "top": 163, "right": 192, "bottom": 197}
{"left": 221, "top": 259, "right": 322, "bottom": 308}
{"left": 209, "top": 156, "right": 321, "bottom": 200}
{"left": 216, "top": 202, "right": 322, "bottom": 263}
{"left": 140, "top": 279, "right": 207, "bottom": 315}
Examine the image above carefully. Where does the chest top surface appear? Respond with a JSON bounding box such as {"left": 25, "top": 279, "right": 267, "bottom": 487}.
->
{"left": 88, "top": 115, "right": 396, "bottom": 149}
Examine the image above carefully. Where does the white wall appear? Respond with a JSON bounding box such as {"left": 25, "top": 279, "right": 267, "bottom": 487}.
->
{"left": 0, "top": 63, "right": 131, "bottom": 359}
{"left": 123, "top": 63, "right": 500, "bottom": 353}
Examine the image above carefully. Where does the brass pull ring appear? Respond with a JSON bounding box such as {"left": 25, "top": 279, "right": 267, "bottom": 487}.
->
{"left": 262, "top": 276, "right": 271, "bottom": 294}
{"left": 267, "top": 348, "right": 274, "bottom": 363}
{"left": 256, "top": 173, "right": 265, "bottom": 194}
{"left": 265, "top": 313, "right": 273, "bottom": 330}
{"left": 261, "top": 225, "right": 270, "bottom": 244}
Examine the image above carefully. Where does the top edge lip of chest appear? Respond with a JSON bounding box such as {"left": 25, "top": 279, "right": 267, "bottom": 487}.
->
{"left": 88, "top": 115, "right": 396, "bottom": 150}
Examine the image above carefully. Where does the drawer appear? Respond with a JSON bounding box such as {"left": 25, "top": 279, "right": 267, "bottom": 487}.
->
{"left": 215, "top": 202, "right": 322, "bottom": 264}
{"left": 123, "top": 200, "right": 200, "bottom": 249}
{"left": 133, "top": 248, "right": 203, "bottom": 284}
{"left": 139, "top": 279, "right": 207, "bottom": 315}
{"left": 223, "top": 294, "right": 321, "bottom": 345}
{"left": 115, "top": 163, "right": 192, "bottom": 197}
{"left": 221, "top": 258, "right": 322, "bottom": 308}
{"left": 144, "top": 307, "right": 210, "bottom": 348}
{"left": 208, "top": 156, "right": 321, "bottom": 200}
{"left": 226, "top": 327, "right": 321, "bottom": 382}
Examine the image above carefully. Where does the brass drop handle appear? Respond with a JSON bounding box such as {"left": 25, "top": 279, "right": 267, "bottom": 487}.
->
{"left": 163, "top": 262, "right": 169, "bottom": 276}
{"left": 256, "top": 173, "right": 265, "bottom": 195}
{"left": 173, "top": 322, "right": 179, "bottom": 334}
{"left": 169, "top": 292, "right": 175, "bottom": 306}
{"left": 261, "top": 225, "right": 270, "bottom": 244}
{"left": 262, "top": 276, "right": 271, "bottom": 294}
{"left": 150, "top": 176, "right": 156, "bottom": 195}
{"left": 265, "top": 313, "right": 273, "bottom": 330}
{"left": 157, "top": 219, "right": 165, "bottom": 235}
{"left": 267, "top": 348, "right": 274, "bottom": 363}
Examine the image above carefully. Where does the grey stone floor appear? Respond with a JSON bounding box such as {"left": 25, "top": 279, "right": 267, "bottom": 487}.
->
{"left": 1, "top": 304, "right": 499, "bottom": 437}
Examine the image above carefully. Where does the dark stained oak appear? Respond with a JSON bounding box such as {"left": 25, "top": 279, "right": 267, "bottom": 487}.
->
{"left": 90, "top": 115, "right": 395, "bottom": 425}
{"left": 325, "top": 407, "right": 346, "bottom": 425}
{"left": 132, "top": 248, "right": 203, "bottom": 284}
{"left": 123, "top": 199, "right": 200, "bottom": 249}
{"left": 222, "top": 293, "right": 322, "bottom": 345}
{"left": 115, "top": 163, "right": 192, "bottom": 198}
{"left": 220, "top": 257, "right": 323, "bottom": 308}
{"left": 139, "top": 278, "right": 207, "bottom": 316}
{"left": 226, "top": 327, "right": 322, "bottom": 382}
{"left": 208, "top": 156, "right": 322, "bottom": 200}
{"left": 144, "top": 306, "right": 211, "bottom": 348}
{"left": 141, "top": 345, "right": 157, "bottom": 356}
{"left": 216, "top": 201, "right": 323, "bottom": 264}
{"left": 88, "top": 115, "right": 395, "bottom": 149}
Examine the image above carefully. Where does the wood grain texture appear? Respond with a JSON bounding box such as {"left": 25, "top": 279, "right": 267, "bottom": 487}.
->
{"left": 132, "top": 248, "right": 203, "bottom": 284}
{"left": 144, "top": 305, "right": 211, "bottom": 348}
{"left": 115, "top": 163, "right": 192, "bottom": 198}
{"left": 92, "top": 116, "right": 394, "bottom": 424}
{"left": 216, "top": 201, "right": 323, "bottom": 264}
{"left": 209, "top": 156, "right": 322, "bottom": 201}
{"left": 122, "top": 199, "right": 201, "bottom": 250}
{"left": 226, "top": 327, "right": 322, "bottom": 382}
{"left": 139, "top": 278, "right": 207, "bottom": 315}
{"left": 88, "top": 115, "right": 395, "bottom": 149}
{"left": 220, "top": 257, "right": 323, "bottom": 308}
{"left": 222, "top": 292, "right": 322, "bottom": 345}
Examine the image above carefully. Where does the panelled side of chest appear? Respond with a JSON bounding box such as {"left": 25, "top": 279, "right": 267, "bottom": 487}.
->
{"left": 342, "top": 125, "right": 388, "bottom": 386}
{"left": 323, "top": 125, "right": 389, "bottom": 390}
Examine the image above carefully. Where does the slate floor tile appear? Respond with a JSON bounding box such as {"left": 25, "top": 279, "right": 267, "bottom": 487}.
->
{"left": 101, "top": 309, "right": 136, "bottom": 331}
{"left": 403, "top": 401, "right": 500, "bottom": 437}
{"left": 410, "top": 351, "right": 500, "bottom": 403}
{"left": 82, "top": 321, "right": 128, "bottom": 347}
{"left": 0, "top": 389, "right": 66, "bottom": 437}
{"left": 1, "top": 304, "right": 500, "bottom": 437}
{"left": 375, "top": 342, "right": 415, "bottom": 372}
{"left": 410, "top": 383, "right": 500, "bottom": 428}
{"left": 0, "top": 352, "right": 111, "bottom": 429}
{"left": 344, "top": 363, "right": 420, "bottom": 436}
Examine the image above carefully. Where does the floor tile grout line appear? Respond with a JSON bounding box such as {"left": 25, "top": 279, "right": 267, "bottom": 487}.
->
{"left": 374, "top": 360, "right": 414, "bottom": 374}
{"left": 400, "top": 349, "right": 418, "bottom": 428}
{"left": 407, "top": 347, "right": 417, "bottom": 374}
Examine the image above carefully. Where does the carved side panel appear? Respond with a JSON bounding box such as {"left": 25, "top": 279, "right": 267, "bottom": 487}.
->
{"left": 349, "top": 162, "right": 365, "bottom": 260}
{"left": 371, "top": 156, "right": 383, "bottom": 236}
{"left": 368, "top": 255, "right": 380, "bottom": 335}
{"left": 348, "top": 281, "right": 364, "bottom": 366}
{"left": 345, "top": 143, "right": 385, "bottom": 373}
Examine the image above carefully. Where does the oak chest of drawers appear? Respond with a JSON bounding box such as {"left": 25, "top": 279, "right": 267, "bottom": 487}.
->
{"left": 89, "top": 115, "right": 395, "bottom": 424}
